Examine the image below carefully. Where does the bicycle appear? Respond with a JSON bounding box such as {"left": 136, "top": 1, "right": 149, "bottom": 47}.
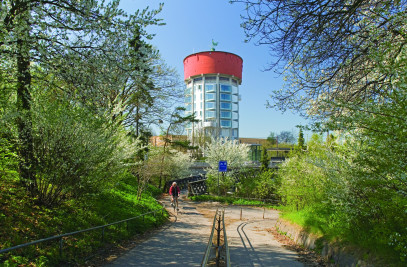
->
{"left": 171, "top": 196, "right": 179, "bottom": 214}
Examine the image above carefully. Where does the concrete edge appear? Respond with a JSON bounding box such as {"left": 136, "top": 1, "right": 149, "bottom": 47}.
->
{"left": 275, "top": 218, "right": 374, "bottom": 267}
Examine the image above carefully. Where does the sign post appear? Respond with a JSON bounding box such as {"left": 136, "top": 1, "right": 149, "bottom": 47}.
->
{"left": 218, "top": 161, "right": 227, "bottom": 195}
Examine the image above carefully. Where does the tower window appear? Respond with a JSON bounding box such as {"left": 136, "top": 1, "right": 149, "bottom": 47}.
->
{"left": 205, "top": 84, "right": 216, "bottom": 92}
{"left": 220, "top": 111, "right": 231, "bottom": 119}
{"left": 220, "top": 94, "right": 231, "bottom": 101}
{"left": 220, "top": 84, "right": 232, "bottom": 93}
{"left": 205, "top": 93, "right": 216, "bottom": 101}
{"left": 206, "top": 102, "right": 216, "bottom": 109}
{"left": 221, "top": 120, "right": 231, "bottom": 127}
{"left": 220, "top": 102, "right": 231, "bottom": 110}
{"left": 206, "top": 111, "right": 216, "bottom": 119}
{"left": 205, "top": 76, "right": 216, "bottom": 82}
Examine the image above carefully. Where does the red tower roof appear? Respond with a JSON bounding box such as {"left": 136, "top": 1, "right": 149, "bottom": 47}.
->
{"left": 183, "top": 51, "right": 243, "bottom": 83}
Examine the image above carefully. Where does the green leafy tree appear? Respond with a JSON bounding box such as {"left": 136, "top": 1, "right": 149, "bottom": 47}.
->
{"left": 1, "top": 0, "right": 163, "bottom": 194}
{"left": 296, "top": 128, "right": 306, "bottom": 150}
{"left": 266, "top": 132, "right": 277, "bottom": 146}
{"left": 31, "top": 91, "right": 144, "bottom": 205}
{"left": 260, "top": 147, "right": 269, "bottom": 171}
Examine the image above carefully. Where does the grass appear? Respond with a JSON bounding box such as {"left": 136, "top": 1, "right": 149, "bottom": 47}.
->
{"left": 0, "top": 175, "right": 168, "bottom": 266}
{"left": 189, "top": 194, "right": 280, "bottom": 209}
{"left": 279, "top": 205, "right": 404, "bottom": 266}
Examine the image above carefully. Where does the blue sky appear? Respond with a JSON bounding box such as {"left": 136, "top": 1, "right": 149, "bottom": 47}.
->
{"left": 120, "top": 0, "right": 308, "bottom": 139}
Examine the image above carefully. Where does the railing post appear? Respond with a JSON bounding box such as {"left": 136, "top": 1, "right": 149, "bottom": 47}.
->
{"left": 216, "top": 212, "right": 221, "bottom": 267}
{"left": 59, "top": 237, "right": 63, "bottom": 258}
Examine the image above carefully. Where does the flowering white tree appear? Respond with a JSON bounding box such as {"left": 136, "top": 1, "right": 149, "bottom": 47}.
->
{"left": 138, "top": 145, "right": 193, "bottom": 193}
{"left": 201, "top": 137, "right": 250, "bottom": 194}
{"left": 203, "top": 137, "right": 250, "bottom": 172}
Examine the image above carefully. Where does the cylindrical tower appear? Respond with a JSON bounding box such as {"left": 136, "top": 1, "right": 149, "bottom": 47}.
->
{"left": 183, "top": 51, "right": 243, "bottom": 140}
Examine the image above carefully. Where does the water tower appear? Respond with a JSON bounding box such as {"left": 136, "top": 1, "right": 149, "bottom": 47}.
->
{"left": 183, "top": 51, "right": 243, "bottom": 140}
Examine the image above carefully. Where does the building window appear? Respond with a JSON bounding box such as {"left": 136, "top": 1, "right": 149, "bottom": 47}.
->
{"left": 206, "top": 111, "right": 216, "bottom": 119}
{"left": 232, "top": 129, "right": 238, "bottom": 137}
{"left": 220, "top": 102, "right": 231, "bottom": 110}
{"left": 219, "top": 77, "right": 229, "bottom": 82}
{"left": 205, "top": 84, "right": 215, "bottom": 92}
{"left": 220, "top": 93, "right": 231, "bottom": 101}
{"left": 205, "top": 76, "right": 216, "bottom": 82}
{"left": 221, "top": 129, "right": 229, "bottom": 137}
{"left": 194, "top": 77, "right": 202, "bottom": 82}
{"left": 232, "top": 85, "right": 238, "bottom": 94}
{"left": 221, "top": 120, "right": 231, "bottom": 127}
{"left": 220, "top": 84, "right": 232, "bottom": 93}
{"left": 220, "top": 111, "right": 231, "bottom": 119}
{"left": 205, "top": 102, "right": 216, "bottom": 109}
{"left": 205, "top": 93, "right": 216, "bottom": 101}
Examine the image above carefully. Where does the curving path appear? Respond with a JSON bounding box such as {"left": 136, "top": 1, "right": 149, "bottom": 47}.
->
{"left": 104, "top": 195, "right": 304, "bottom": 267}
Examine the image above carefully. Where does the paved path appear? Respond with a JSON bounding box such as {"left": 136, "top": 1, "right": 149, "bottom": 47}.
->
{"left": 223, "top": 206, "right": 304, "bottom": 267}
{"left": 104, "top": 197, "right": 304, "bottom": 267}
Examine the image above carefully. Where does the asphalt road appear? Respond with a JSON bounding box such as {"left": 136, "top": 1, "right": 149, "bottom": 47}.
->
{"left": 104, "top": 195, "right": 304, "bottom": 267}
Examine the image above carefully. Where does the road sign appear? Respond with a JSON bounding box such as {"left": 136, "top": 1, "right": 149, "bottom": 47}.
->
{"left": 218, "top": 161, "right": 227, "bottom": 172}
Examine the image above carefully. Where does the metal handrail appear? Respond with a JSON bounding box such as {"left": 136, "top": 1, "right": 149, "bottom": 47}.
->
{"left": 0, "top": 207, "right": 166, "bottom": 257}
{"left": 201, "top": 208, "right": 219, "bottom": 266}
{"left": 201, "top": 208, "right": 230, "bottom": 267}
{"left": 222, "top": 210, "right": 231, "bottom": 267}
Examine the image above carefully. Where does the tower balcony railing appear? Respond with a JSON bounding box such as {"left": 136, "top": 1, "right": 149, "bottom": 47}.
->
{"left": 203, "top": 121, "right": 216, "bottom": 128}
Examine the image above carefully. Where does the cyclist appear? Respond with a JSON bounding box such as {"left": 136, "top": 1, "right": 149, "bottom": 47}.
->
{"left": 169, "top": 182, "right": 180, "bottom": 210}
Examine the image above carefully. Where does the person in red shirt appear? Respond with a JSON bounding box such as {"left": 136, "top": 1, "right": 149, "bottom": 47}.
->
{"left": 169, "top": 182, "right": 180, "bottom": 210}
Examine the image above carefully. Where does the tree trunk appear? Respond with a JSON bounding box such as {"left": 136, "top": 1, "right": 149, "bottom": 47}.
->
{"left": 16, "top": 1, "right": 36, "bottom": 192}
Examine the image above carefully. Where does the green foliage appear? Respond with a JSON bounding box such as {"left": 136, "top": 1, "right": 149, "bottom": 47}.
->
{"left": 190, "top": 194, "right": 278, "bottom": 208}
{"left": 267, "top": 132, "right": 277, "bottom": 146}
{"left": 0, "top": 137, "right": 18, "bottom": 180}
{"left": 277, "top": 132, "right": 407, "bottom": 264}
{"left": 205, "top": 173, "right": 236, "bottom": 196}
{"left": 252, "top": 170, "right": 280, "bottom": 200}
{"left": 260, "top": 147, "right": 269, "bottom": 171}
{"left": 0, "top": 175, "right": 167, "bottom": 266}
{"left": 296, "top": 128, "right": 305, "bottom": 150}
{"left": 201, "top": 137, "right": 250, "bottom": 195}
{"left": 30, "top": 91, "right": 143, "bottom": 205}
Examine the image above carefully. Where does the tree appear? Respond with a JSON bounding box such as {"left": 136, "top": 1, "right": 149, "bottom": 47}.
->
{"left": 260, "top": 147, "right": 269, "bottom": 171}
{"left": 267, "top": 132, "right": 277, "bottom": 146}
{"left": 1, "top": 0, "right": 163, "bottom": 193}
{"left": 234, "top": 1, "right": 407, "bottom": 259}
{"left": 277, "top": 131, "right": 295, "bottom": 144}
{"left": 232, "top": 0, "right": 407, "bottom": 119}
{"left": 297, "top": 128, "right": 306, "bottom": 150}
{"left": 156, "top": 107, "right": 198, "bottom": 189}
{"left": 201, "top": 137, "right": 250, "bottom": 194}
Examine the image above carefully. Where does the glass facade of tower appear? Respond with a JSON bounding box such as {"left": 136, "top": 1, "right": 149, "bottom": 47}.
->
{"left": 185, "top": 75, "right": 240, "bottom": 140}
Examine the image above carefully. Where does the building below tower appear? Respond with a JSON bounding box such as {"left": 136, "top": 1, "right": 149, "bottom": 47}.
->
{"left": 183, "top": 51, "right": 243, "bottom": 140}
